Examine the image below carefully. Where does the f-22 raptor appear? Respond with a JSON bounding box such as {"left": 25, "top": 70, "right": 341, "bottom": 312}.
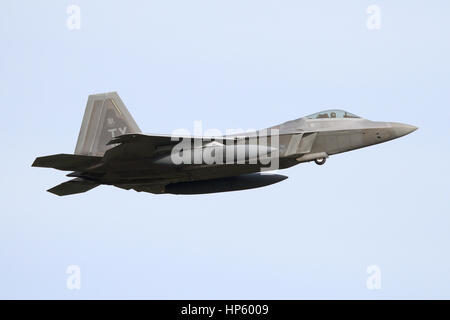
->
{"left": 32, "top": 92, "right": 417, "bottom": 196}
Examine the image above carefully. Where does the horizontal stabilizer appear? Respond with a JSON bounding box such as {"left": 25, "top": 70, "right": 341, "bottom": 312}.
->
{"left": 32, "top": 154, "right": 102, "bottom": 171}
{"left": 47, "top": 178, "right": 99, "bottom": 196}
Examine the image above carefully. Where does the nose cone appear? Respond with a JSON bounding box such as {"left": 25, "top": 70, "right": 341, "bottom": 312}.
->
{"left": 390, "top": 122, "right": 418, "bottom": 138}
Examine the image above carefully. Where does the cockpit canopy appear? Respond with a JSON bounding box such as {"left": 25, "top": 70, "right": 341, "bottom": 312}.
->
{"left": 306, "top": 109, "right": 360, "bottom": 119}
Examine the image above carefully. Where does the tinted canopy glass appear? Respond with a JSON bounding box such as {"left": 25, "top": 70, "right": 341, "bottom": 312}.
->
{"left": 306, "top": 110, "right": 360, "bottom": 119}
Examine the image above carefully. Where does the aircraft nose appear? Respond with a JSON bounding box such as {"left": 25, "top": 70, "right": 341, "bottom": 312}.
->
{"left": 390, "top": 122, "right": 418, "bottom": 138}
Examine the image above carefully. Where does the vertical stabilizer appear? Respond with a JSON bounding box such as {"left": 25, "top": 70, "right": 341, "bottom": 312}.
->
{"left": 74, "top": 92, "right": 141, "bottom": 156}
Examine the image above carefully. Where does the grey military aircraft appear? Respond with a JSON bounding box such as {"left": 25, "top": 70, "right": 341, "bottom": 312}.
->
{"left": 32, "top": 92, "right": 417, "bottom": 196}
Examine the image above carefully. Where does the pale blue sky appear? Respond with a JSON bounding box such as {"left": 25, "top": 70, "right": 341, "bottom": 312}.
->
{"left": 1, "top": 0, "right": 449, "bottom": 299}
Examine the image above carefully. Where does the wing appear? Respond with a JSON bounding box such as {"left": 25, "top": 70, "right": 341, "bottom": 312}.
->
{"left": 106, "top": 133, "right": 238, "bottom": 146}
{"left": 103, "top": 133, "right": 239, "bottom": 161}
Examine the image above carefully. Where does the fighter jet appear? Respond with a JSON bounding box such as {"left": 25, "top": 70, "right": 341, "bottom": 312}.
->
{"left": 32, "top": 92, "right": 417, "bottom": 196}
